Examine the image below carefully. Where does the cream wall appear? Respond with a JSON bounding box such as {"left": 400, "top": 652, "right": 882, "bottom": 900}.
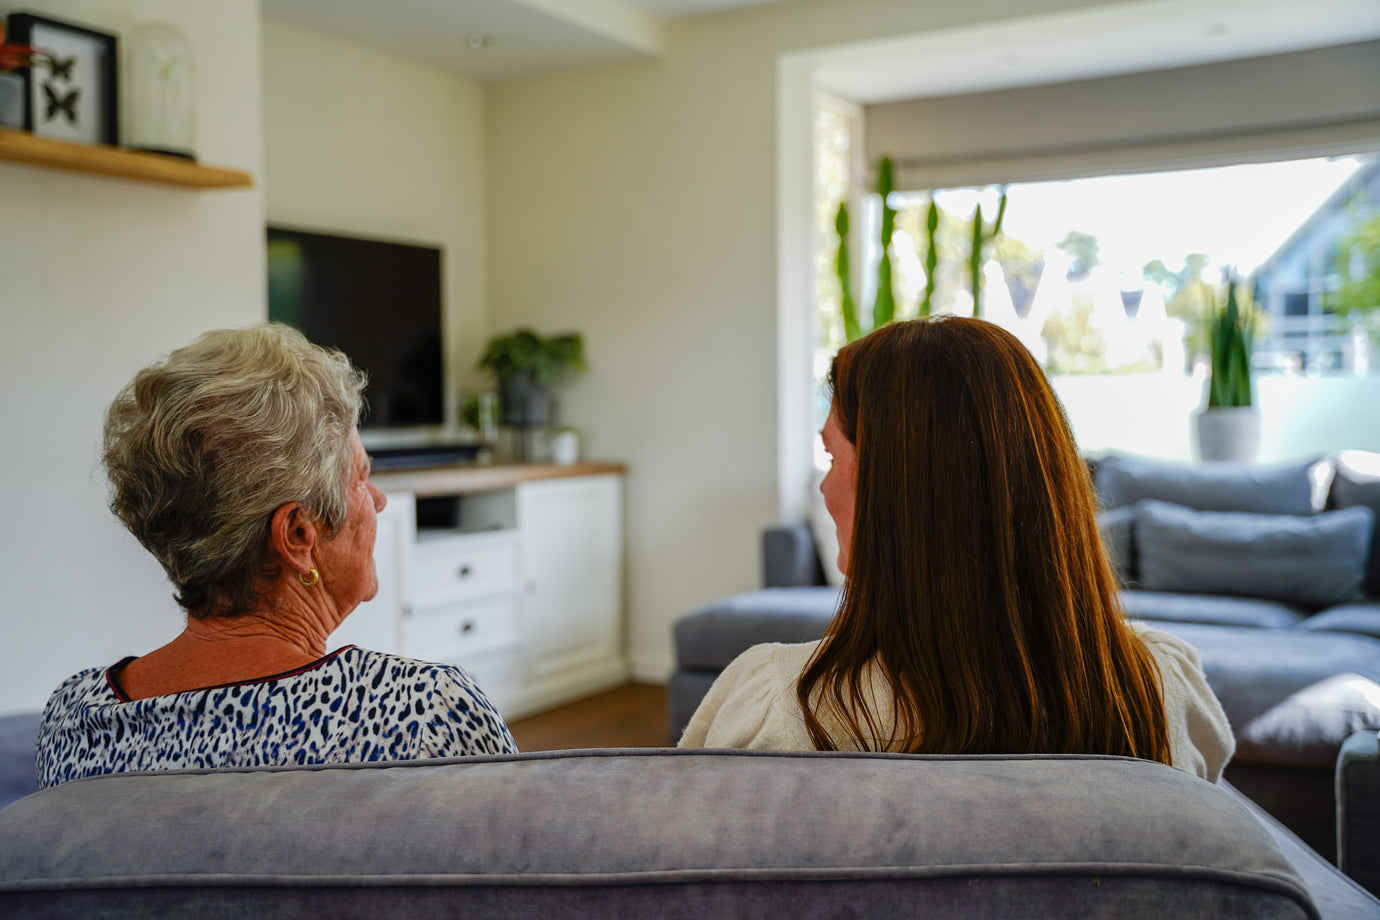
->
{"left": 485, "top": 0, "right": 1111, "bottom": 679}
{"left": 0, "top": 0, "right": 263, "bottom": 715}
{"left": 261, "top": 20, "right": 490, "bottom": 429}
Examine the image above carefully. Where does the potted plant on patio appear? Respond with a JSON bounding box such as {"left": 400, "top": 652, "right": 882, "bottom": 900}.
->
{"left": 1195, "top": 278, "right": 1259, "bottom": 462}
{"left": 477, "top": 328, "right": 586, "bottom": 428}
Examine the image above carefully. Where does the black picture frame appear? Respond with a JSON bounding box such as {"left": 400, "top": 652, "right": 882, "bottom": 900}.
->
{"left": 6, "top": 12, "right": 118, "bottom": 146}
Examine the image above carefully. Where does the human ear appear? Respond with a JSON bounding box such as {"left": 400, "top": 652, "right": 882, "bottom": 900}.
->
{"left": 268, "top": 502, "right": 320, "bottom": 576}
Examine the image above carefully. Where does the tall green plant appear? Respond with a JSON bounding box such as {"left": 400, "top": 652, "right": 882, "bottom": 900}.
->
{"left": 1207, "top": 280, "right": 1252, "bottom": 408}
{"left": 873, "top": 156, "right": 897, "bottom": 331}
{"left": 834, "top": 203, "right": 862, "bottom": 342}
{"left": 920, "top": 198, "right": 939, "bottom": 317}
{"left": 831, "top": 156, "right": 900, "bottom": 342}
{"left": 968, "top": 190, "right": 1008, "bottom": 319}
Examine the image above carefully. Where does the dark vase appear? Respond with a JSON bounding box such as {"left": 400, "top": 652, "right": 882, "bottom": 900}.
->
{"left": 499, "top": 370, "right": 550, "bottom": 427}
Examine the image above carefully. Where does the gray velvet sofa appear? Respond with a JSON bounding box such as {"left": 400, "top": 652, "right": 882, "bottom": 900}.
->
{"left": 3, "top": 746, "right": 1380, "bottom": 918}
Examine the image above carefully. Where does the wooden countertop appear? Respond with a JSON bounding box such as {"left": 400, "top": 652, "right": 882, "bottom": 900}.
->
{"left": 371, "top": 461, "right": 626, "bottom": 497}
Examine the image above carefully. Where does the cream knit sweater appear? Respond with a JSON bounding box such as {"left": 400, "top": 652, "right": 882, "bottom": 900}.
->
{"left": 679, "top": 623, "right": 1234, "bottom": 782}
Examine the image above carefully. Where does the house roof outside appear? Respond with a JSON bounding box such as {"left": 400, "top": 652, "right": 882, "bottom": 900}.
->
{"left": 1251, "top": 157, "right": 1380, "bottom": 372}
{"left": 1253, "top": 159, "right": 1380, "bottom": 283}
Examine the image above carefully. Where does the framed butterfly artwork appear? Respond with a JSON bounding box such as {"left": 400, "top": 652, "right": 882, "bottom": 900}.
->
{"left": 6, "top": 12, "right": 117, "bottom": 146}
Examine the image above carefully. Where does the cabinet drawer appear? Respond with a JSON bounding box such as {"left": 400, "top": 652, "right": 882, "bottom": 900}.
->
{"left": 410, "top": 533, "right": 519, "bottom": 605}
{"left": 403, "top": 595, "right": 521, "bottom": 663}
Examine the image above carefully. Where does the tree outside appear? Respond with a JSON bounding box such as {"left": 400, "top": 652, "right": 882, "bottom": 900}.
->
{"left": 1331, "top": 209, "right": 1380, "bottom": 344}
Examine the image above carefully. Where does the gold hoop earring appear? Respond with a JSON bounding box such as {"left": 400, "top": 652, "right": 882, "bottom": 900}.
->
{"left": 299, "top": 568, "right": 320, "bottom": 587}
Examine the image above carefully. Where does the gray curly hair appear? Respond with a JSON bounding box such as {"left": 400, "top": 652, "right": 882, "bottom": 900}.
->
{"left": 102, "top": 323, "right": 367, "bottom": 619}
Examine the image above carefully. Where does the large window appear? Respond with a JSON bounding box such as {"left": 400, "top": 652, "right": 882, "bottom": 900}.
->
{"left": 812, "top": 144, "right": 1380, "bottom": 463}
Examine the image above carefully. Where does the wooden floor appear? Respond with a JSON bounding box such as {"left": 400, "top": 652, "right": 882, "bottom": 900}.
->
{"left": 507, "top": 682, "right": 671, "bottom": 752}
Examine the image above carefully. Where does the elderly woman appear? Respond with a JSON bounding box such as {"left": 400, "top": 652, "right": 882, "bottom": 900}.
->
{"left": 37, "top": 324, "right": 515, "bottom": 788}
{"left": 681, "top": 317, "right": 1233, "bottom": 781}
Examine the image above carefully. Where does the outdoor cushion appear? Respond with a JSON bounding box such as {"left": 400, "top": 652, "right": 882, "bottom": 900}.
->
{"left": 1328, "top": 450, "right": 1380, "bottom": 596}
{"left": 1095, "top": 454, "right": 1321, "bottom": 515}
{"left": 1134, "top": 500, "right": 1373, "bottom": 608}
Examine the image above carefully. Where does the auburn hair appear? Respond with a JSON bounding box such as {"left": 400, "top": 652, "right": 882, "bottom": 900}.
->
{"left": 797, "top": 317, "right": 1171, "bottom": 764}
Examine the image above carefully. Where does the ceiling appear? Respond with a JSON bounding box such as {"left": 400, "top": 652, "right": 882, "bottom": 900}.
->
{"left": 260, "top": 0, "right": 1380, "bottom": 98}
{"left": 812, "top": 0, "right": 1380, "bottom": 104}
{"left": 259, "top": 0, "right": 806, "bottom": 82}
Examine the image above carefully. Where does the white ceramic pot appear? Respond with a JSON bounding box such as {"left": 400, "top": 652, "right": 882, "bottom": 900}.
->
{"left": 1195, "top": 407, "right": 1261, "bottom": 463}
{"left": 550, "top": 428, "right": 580, "bottom": 466}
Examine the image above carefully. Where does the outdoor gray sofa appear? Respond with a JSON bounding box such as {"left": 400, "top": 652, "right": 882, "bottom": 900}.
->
{"left": 2, "top": 745, "right": 1379, "bottom": 918}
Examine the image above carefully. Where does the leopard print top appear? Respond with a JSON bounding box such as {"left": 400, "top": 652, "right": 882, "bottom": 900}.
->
{"left": 36, "top": 646, "right": 517, "bottom": 788}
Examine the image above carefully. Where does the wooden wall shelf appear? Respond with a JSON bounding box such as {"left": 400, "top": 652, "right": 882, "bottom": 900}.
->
{"left": 0, "top": 128, "right": 253, "bottom": 189}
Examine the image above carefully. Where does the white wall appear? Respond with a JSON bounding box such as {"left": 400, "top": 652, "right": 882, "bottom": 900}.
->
{"left": 485, "top": 0, "right": 1110, "bottom": 680}
{"left": 0, "top": 0, "right": 263, "bottom": 715}
{"left": 261, "top": 20, "right": 491, "bottom": 425}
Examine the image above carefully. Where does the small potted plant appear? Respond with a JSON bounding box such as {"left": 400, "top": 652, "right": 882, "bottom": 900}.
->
{"left": 477, "top": 328, "right": 585, "bottom": 427}
{"left": 1195, "top": 278, "right": 1259, "bottom": 462}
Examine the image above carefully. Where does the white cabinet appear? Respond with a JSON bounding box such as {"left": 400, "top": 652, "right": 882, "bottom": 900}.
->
{"left": 350, "top": 464, "right": 627, "bottom": 720}
{"left": 404, "top": 529, "right": 525, "bottom": 711}
{"left": 330, "top": 495, "right": 406, "bottom": 653}
{"left": 517, "top": 476, "right": 623, "bottom": 682}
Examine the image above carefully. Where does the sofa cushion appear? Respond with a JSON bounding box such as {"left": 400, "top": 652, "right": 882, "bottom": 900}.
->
{"left": 1328, "top": 450, "right": 1380, "bottom": 597}
{"left": 1095, "top": 454, "right": 1322, "bottom": 515}
{"left": 675, "top": 588, "right": 840, "bottom": 671}
{"left": 0, "top": 713, "right": 39, "bottom": 809}
{"left": 0, "top": 749, "right": 1324, "bottom": 919}
{"left": 1135, "top": 500, "right": 1373, "bottom": 608}
{"left": 1152, "top": 622, "right": 1380, "bottom": 772}
{"left": 1097, "top": 505, "right": 1137, "bottom": 583}
{"left": 1296, "top": 603, "right": 1380, "bottom": 641}
{"left": 1121, "top": 590, "right": 1306, "bottom": 629}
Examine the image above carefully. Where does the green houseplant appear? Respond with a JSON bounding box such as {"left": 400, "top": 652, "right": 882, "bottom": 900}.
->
{"left": 968, "top": 189, "right": 1007, "bottom": 320}
{"left": 1196, "top": 280, "right": 1259, "bottom": 462}
{"left": 478, "top": 328, "right": 585, "bottom": 427}
{"left": 833, "top": 155, "right": 903, "bottom": 343}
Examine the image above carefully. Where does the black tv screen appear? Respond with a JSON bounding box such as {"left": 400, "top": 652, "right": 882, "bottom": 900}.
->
{"left": 266, "top": 226, "right": 444, "bottom": 429}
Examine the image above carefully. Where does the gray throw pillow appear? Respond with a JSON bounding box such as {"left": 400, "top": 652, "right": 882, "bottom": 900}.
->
{"left": 1095, "top": 454, "right": 1322, "bottom": 515}
{"left": 1328, "top": 450, "right": 1380, "bottom": 596}
{"left": 1135, "top": 499, "right": 1374, "bottom": 608}
{"left": 1095, "top": 506, "right": 1136, "bottom": 584}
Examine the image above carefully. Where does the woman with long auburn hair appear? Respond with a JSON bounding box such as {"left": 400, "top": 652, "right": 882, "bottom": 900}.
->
{"left": 680, "top": 317, "right": 1233, "bottom": 780}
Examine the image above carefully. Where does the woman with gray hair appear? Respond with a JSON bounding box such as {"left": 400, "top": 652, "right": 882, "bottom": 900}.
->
{"left": 36, "top": 324, "right": 516, "bottom": 788}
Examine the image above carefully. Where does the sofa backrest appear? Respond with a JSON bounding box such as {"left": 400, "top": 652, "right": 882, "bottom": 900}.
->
{"left": 1094, "top": 454, "right": 1380, "bottom": 605}
{"left": 1328, "top": 451, "right": 1380, "bottom": 597}
{"left": 1095, "top": 454, "right": 1324, "bottom": 516}
{"left": 0, "top": 749, "right": 1322, "bottom": 919}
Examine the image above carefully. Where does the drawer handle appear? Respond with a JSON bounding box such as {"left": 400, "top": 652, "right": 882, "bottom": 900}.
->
{"left": 457, "top": 564, "right": 473, "bottom": 578}
{"left": 460, "top": 620, "right": 475, "bottom": 635}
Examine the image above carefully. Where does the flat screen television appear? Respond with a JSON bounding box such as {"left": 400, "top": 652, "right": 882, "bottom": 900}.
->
{"left": 266, "top": 225, "right": 445, "bottom": 432}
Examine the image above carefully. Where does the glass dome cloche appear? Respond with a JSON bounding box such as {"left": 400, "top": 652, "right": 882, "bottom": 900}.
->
{"left": 127, "top": 22, "right": 195, "bottom": 160}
